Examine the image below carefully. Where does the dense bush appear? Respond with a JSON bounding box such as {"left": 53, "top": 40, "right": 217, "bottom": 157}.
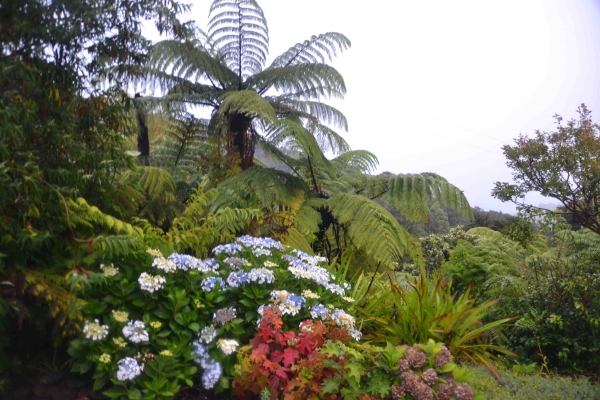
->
{"left": 469, "top": 365, "right": 600, "bottom": 399}
{"left": 234, "top": 306, "right": 478, "bottom": 400}
{"left": 356, "top": 272, "right": 515, "bottom": 375}
{"left": 68, "top": 236, "right": 360, "bottom": 399}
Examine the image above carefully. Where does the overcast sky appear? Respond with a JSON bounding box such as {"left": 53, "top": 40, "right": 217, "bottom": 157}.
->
{"left": 158, "top": 0, "right": 600, "bottom": 213}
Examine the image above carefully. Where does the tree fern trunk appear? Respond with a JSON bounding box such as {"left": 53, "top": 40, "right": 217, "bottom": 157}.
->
{"left": 229, "top": 113, "right": 254, "bottom": 170}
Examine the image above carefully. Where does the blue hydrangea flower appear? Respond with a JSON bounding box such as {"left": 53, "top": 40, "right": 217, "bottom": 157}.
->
{"left": 191, "top": 341, "right": 222, "bottom": 389}
{"left": 201, "top": 277, "right": 225, "bottom": 292}
{"left": 167, "top": 253, "right": 203, "bottom": 271}
{"left": 202, "top": 258, "right": 219, "bottom": 271}
{"left": 213, "top": 243, "right": 243, "bottom": 256}
{"left": 116, "top": 357, "right": 143, "bottom": 381}
{"left": 247, "top": 268, "right": 275, "bottom": 284}
{"left": 236, "top": 235, "right": 284, "bottom": 251}
{"left": 226, "top": 271, "right": 249, "bottom": 288}
{"left": 309, "top": 304, "right": 330, "bottom": 320}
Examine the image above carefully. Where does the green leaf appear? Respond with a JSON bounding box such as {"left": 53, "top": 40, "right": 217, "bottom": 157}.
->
{"left": 128, "top": 388, "right": 142, "bottom": 399}
{"left": 321, "top": 377, "right": 341, "bottom": 394}
{"left": 345, "top": 362, "right": 364, "bottom": 384}
{"left": 103, "top": 386, "right": 127, "bottom": 399}
{"left": 188, "top": 322, "right": 200, "bottom": 332}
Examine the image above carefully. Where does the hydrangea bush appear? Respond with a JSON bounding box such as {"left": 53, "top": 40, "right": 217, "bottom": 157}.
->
{"left": 68, "top": 236, "right": 359, "bottom": 399}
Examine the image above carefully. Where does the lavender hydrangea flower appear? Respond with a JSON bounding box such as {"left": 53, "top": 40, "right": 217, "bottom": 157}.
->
{"left": 202, "top": 258, "right": 220, "bottom": 271}
{"left": 116, "top": 357, "right": 143, "bottom": 381}
{"left": 309, "top": 304, "right": 330, "bottom": 319}
{"left": 122, "top": 320, "right": 149, "bottom": 343}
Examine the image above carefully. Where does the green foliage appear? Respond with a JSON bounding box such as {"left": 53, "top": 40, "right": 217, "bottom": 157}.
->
{"left": 69, "top": 236, "right": 359, "bottom": 398}
{"left": 469, "top": 364, "right": 600, "bottom": 400}
{"left": 145, "top": 0, "right": 351, "bottom": 170}
{"left": 493, "top": 104, "right": 600, "bottom": 235}
{"left": 357, "top": 273, "right": 516, "bottom": 377}
{"left": 505, "top": 228, "right": 600, "bottom": 372}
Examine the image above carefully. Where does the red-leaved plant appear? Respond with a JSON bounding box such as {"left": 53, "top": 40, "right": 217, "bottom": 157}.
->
{"left": 233, "top": 306, "right": 348, "bottom": 399}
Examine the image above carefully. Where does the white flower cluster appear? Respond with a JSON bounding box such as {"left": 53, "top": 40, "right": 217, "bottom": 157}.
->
{"left": 83, "top": 319, "right": 109, "bottom": 341}
{"left": 191, "top": 342, "right": 222, "bottom": 389}
{"left": 302, "top": 289, "right": 320, "bottom": 299}
{"left": 216, "top": 338, "right": 239, "bottom": 355}
{"left": 138, "top": 272, "right": 166, "bottom": 293}
{"left": 123, "top": 320, "right": 149, "bottom": 343}
{"left": 283, "top": 255, "right": 346, "bottom": 296}
{"left": 116, "top": 357, "right": 143, "bottom": 381}
{"left": 100, "top": 263, "right": 119, "bottom": 277}
{"left": 247, "top": 268, "right": 275, "bottom": 284}
{"left": 199, "top": 325, "right": 216, "bottom": 343}
{"left": 152, "top": 257, "right": 177, "bottom": 273}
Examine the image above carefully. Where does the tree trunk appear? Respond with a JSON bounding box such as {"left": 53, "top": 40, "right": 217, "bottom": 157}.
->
{"left": 229, "top": 113, "right": 254, "bottom": 170}
{"left": 134, "top": 93, "right": 150, "bottom": 166}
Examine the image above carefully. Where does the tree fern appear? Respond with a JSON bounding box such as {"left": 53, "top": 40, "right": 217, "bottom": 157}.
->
{"left": 143, "top": 0, "right": 350, "bottom": 170}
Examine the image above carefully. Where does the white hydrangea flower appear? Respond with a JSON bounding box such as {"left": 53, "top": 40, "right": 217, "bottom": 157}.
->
{"left": 100, "top": 263, "right": 119, "bottom": 277}
{"left": 138, "top": 272, "right": 166, "bottom": 293}
{"left": 200, "top": 325, "right": 217, "bottom": 343}
{"left": 216, "top": 339, "right": 239, "bottom": 355}
{"left": 116, "top": 357, "right": 143, "bottom": 381}
{"left": 83, "top": 319, "right": 108, "bottom": 341}
{"left": 302, "top": 289, "right": 320, "bottom": 299}
{"left": 152, "top": 257, "right": 177, "bottom": 273}
{"left": 123, "top": 320, "right": 149, "bottom": 343}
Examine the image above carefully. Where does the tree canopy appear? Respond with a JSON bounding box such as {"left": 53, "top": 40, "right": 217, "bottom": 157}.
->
{"left": 493, "top": 104, "right": 600, "bottom": 235}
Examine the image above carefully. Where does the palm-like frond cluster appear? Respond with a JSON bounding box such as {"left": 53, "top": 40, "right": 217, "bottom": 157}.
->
{"left": 130, "top": 0, "right": 471, "bottom": 270}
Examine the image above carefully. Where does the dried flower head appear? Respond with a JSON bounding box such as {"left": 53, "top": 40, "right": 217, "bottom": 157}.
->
{"left": 213, "top": 307, "right": 236, "bottom": 325}
{"left": 422, "top": 368, "right": 438, "bottom": 386}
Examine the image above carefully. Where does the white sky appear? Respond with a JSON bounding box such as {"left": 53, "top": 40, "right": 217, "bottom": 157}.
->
{"left": 157, "top": 0, "right": 600, "bottom": 213}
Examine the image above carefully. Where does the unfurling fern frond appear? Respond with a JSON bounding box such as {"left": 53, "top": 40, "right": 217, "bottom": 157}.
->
{"left": 270, "top": 32, "right": 351, "bottom": 68}
{"left": 327, "top": 193, "right": 422, "bottom": 268}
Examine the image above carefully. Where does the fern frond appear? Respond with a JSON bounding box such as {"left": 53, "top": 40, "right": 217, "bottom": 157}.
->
{"left": 68, "top": 198, "right": 144, "bottom": 237}
{"left": 250, "top": 63, "right": 346, "bottom": 99}
{"left": 327, "top": 193, "right": 422, "bottom": 268}
{"left": 218, "top": 90, "right": 277, "bottom": 122}
{"left": 270, "top": 32, "right": 351, "bottom": 68}
{"left": 123, "top": 167, "right": 177, "bottom": 203}
{"left": 283, "top": 226, "right": 315, "bottom": 255}
{"left": 360, "top": 173, "right": 472, "bottom": 223}
{"left": 147, "top": 39, "right": 235, "bottom": 89}
{"left": 331, "top": 150, "right": 379, "bottom": 174}
{"left": 209, "top": 0, "right": 269, "bottom": 78}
